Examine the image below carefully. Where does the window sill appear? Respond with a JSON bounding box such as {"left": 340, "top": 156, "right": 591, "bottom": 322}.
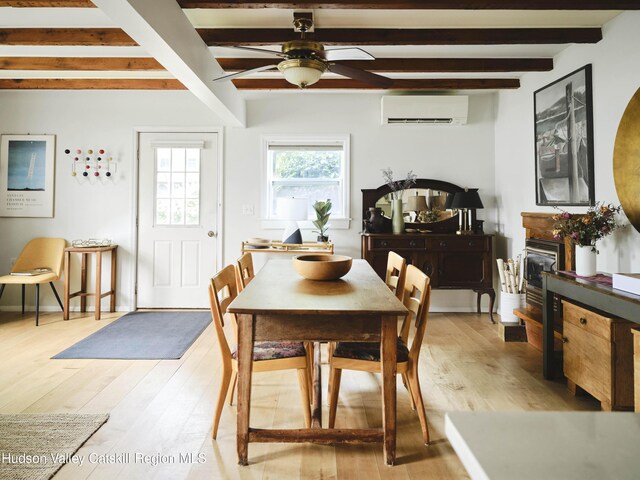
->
{"left": 260, "top": 218, "right": 352, "bottom": 230}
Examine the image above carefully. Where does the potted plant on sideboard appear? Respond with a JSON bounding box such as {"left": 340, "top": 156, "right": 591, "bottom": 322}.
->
{"left": 312, "top": 199, "right": 332, "bottom": 242}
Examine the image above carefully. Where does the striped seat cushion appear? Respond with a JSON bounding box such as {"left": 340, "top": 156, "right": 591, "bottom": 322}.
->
{"left": 333, "top": 337, "right": 409, "bottom": 363}
{"left": 232, "top": 341, "right": 306, "bottom": 362}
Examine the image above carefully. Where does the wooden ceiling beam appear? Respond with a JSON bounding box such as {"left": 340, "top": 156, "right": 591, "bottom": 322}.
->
{"left": 0, "top": 78, "right": 185, "bottom": 89}
{"left": 198, "top": 27, "right": 602, "bottom": 46}
{"left": 0, "top": 57, "right": 552, "bottom": 73}
{"left": 0, "top": 1, "right": 93, "bottom": 5}
{"left": 0, "top": 28, "right": 136, "bottom": 46}
{"left": 0, "top": 57, "right": 163, "bottom": 70}
{"left": 232, "top": 78, "right": 520, "bottom": 90}
{"left": 1, "top": 0, "right": 637, "bottom": 8}
{"left": 0, "top": 27, "right": 600, "bottom": 47}
{"left": 179, "top": 1, "right": 640, "bottom": 8}
{"left": 217, "top": 57, "right": 553, "bottom": 72}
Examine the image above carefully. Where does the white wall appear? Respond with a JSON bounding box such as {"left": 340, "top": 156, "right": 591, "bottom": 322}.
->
{"left": 0, "top": 90, "right": 216, "bottom": 311}
{"left": 1, "top": 89, "right": 496, "bottom": 312}
{"left": 226, "top": 92, "right": 497, "bottom": 311}
{"left": 494, "top": 11, "right": 640, "bottom": 274}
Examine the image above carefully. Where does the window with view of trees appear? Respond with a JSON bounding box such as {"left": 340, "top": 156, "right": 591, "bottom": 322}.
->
{"left": 265, "top": 137, "right": 349, "bottom": 220}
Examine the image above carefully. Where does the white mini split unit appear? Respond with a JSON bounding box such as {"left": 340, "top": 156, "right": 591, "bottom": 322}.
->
{"left": 381, "top": 95, "right": 469, "bottom": 125}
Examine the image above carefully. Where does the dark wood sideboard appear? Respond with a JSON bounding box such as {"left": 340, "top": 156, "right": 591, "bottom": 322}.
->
{"left": 361, "top": 232, "right": 495, "bottom": 322}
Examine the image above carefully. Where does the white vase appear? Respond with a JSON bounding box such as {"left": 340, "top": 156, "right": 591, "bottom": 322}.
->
{"left": 392, "top": 198, "right": 405, "bottom": 234}
{"left": 575, "top": 244, "right": 597, "bottom": 277}
{"left": 499, "top": 292, "right": 526, "bottom": 324}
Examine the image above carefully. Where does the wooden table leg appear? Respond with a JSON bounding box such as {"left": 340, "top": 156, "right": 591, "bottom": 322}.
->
{"left": 237, "top": 313, "right": 255, "bottom": 466}
{"left": 63, "top": 251, "right": 70, "bottom": 320}
{"left": 95, "top": 251, "right": 102, "bottom": 320}
{"left": 542, "top": 275, "right": 556, "bottom": 379}
{"left": 80, "top": 253, "right": 87, "bottom": 313}
{"left": 110, "top": 247, "right": 117, "bottom": 312}
{"left": 381, "top": 315, "right": 397, "bottom": 466}
{"left": 311, "top": 341, "right": 322, "bottom": 429}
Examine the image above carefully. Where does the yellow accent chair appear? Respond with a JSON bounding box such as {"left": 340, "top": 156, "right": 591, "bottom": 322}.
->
{"left": 0, "top": 238, "right": 66, "bottom": 326}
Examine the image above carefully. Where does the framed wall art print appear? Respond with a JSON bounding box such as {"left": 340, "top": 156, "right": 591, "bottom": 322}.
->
{"left": 534, "top": 65, "right": 595, "bottom": 206}
{"left": 0, "top": 134, "right": 56, "bottom": 217}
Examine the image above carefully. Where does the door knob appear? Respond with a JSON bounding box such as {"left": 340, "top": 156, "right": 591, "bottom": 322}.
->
{"left": 208, "top": 231, "right": 217, "bottom": 237}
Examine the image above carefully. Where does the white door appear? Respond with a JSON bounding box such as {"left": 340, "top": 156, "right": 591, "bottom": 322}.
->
{"left": 137, "top": 132, "right": 219, "bottom": 308}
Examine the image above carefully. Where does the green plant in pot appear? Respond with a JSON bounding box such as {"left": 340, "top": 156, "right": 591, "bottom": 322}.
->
{"left": 312, "top": 199, "right": 332, "bottom": 242}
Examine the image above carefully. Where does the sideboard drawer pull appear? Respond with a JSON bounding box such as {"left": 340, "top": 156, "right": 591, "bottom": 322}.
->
{"left": 381, "top": 241, "right": 389, "bottom": 247}
{"left": 439, "top": 241, "right": 447, "bottom": 248}
{"left": 469, "top": 241, "right": 475, "bottom": 247}
{"left": 562, "top": 336, "right": 569, "bottom": 343}
{"left": 409, "top": 241, "right": 417, "bottom": 247}
{"left": 579, "top": 317, "right": 587, "bottom": 325}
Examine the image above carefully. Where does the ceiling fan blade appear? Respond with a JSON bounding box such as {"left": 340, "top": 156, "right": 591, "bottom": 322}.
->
{"left": 227, "top": 46, "right": 286, "bottom": 58}
{"left": 328, "top": 63, "right": 393, "bottom": 88}
{"left": 212, "top": 64, "right": 279, "bottom": 83}
{"left": 322, "top": 48, "right": 375, "bottom": 62}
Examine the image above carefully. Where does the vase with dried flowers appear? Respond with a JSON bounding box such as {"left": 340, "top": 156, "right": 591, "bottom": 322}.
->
{"left": 382, "top": 168, "right": 417, "bottom": 234}
{"left": 552, "top": 202, "right": 623, "bottom": 276}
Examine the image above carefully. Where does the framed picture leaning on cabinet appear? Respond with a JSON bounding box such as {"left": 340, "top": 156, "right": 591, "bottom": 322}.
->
{"left": 534, "top": 65, "right": 595, "bottom": 206}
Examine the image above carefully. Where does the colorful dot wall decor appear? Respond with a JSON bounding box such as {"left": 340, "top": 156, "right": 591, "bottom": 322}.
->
{"left": 65, "top": 147, "right": 118, "bottom": 183}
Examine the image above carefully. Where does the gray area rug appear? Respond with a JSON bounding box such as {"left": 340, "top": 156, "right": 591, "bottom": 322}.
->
{"left": 53, "top": 311, "right": 211, "bottom": 360}
{"left": 0, "top": 413, "right": 109, "bottom": 480}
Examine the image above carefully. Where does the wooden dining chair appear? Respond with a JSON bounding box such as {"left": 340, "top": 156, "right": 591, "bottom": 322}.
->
{"left": 209, "top": 264, "right": 311, "bottom": 439}
{"left": 235, "top": 253, "right": 314, "bottom": 395}
{"left": 328, "top": 251, "right": 407, "bottom": 358}
{"left": 235, "top": 252, "right": 255, "bottom": 292}
{"left": 328, "top": 264, "right": 432, "bottom": 445}
{"left": 0, "top": 237, "right": 66, "bottom": 326}
{"left": 386, "top": 251, "right": 407, "bottom": 300}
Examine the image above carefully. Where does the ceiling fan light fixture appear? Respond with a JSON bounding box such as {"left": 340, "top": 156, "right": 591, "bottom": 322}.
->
{"left": 278, "top": 58, "right": 327, "bottom": 88}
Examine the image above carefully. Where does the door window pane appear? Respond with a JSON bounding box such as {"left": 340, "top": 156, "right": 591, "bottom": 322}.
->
{"left": 155, "top": 147, "right": 201, "bottom": 225}
{"left": 186, "top": 148, "right": 200, "bottom": 172}
{"left": 157, "top": 149, "right": 171, "bottom": 172}
{"left": 171, "top": 148, "right": 186, "bottom": 172}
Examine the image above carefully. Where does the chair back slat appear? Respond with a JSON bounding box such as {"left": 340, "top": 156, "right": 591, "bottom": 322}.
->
{"left": 209, "top": 265, "right": 238, "bottom": 362}
{"left": 236, "top": 253, "right": 255, "bottom": 292}
{"left": 11, "top": 237, "right": 66, "bottom": 278}
{"left": 385, "top": 251, "right": 407, "bottom": 301}
{"left": 399, "top": 265, "right": 431, "bottom": 362}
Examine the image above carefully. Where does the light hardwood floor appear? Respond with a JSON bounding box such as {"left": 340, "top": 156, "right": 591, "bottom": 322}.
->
{"left": 0, "top": 310, "right": 599, "bottom": 479}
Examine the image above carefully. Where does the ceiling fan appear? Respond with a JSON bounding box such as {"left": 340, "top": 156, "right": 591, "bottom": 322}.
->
{"left": 212, "top": 12, "right": 392, "bottom": 89}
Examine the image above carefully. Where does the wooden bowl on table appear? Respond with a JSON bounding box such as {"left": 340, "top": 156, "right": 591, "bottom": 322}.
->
{"left": 292, "top": 255, "right": 352, "bottom": 281}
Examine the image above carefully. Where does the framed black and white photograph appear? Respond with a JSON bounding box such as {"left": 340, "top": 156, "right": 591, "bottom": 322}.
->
{"left": 534, "top": 65, "right": 595, "bottom": 206}
{"left": 0, "top": 134, "right": 56, "bottom": 217}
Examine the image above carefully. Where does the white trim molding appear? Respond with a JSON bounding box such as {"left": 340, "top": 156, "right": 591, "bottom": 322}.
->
{"left": 260, "top": 133, "right": 351, "bottom": 230}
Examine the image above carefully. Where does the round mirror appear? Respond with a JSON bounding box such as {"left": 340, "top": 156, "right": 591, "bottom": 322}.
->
{"left": 613, "top": 87, "right": 640, "bottom": 234}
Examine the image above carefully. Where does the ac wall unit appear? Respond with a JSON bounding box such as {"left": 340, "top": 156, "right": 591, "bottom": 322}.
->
{"left": 381, "top": 95, "right": 469, "bottom": 125}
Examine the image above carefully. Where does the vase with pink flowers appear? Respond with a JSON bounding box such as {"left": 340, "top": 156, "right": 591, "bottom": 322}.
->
{"left": 552, "top": 202, "right": 623, "bottom": 277}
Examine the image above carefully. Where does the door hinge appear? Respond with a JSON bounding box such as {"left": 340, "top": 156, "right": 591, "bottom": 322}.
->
{"left": 135, "top": 284, "right": 138, "bottom": 295}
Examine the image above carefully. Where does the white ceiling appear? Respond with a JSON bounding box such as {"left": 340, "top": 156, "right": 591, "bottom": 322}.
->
{"left": 0, "top": 0, "right": 621, "bottom": 124}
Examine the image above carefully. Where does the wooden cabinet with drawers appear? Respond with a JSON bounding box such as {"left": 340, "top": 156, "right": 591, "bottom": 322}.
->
{"left": 361, "top": 233, "right": 495, "bottom": 321}
{"left": 562, "top": 301, "right": 635, "bottom": 410}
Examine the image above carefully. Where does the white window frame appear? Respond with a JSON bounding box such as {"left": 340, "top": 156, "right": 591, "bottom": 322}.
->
{"left": 261, "top": 134, "right": 351, "bottom": 230}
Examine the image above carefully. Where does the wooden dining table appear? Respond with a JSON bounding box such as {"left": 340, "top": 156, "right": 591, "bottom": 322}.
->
{"left": 227, "top": 258, "right": 408, "bottom": 466}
